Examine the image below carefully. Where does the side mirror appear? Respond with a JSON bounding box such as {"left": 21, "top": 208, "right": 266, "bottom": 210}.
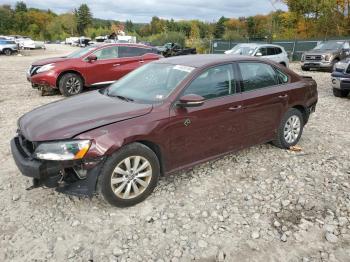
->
{"left": 255, "top": 52, "right": 263, "bottom": 57}
{"left": 177, "top": 94, "right": 205, "bottom": 108}
{"left": 86, "top": 54, "right": 97, "bottom": 62}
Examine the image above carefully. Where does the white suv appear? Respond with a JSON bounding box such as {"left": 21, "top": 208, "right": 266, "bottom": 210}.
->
{"left": 225, "top": 43, "right": 289, "bottom": 67}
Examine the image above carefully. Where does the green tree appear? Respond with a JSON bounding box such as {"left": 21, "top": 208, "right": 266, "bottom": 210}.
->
{"left": 214, "top": 16, "right": 228, "bottom": 38}
{"left": 75, "top": 4, "right": 92, "bottom": 35}
{"left": 0, "top": 5, "right": 14, "bottom": 34}
{"left": 125, "top": 20, "right": 134, "bottom": 33}
{"left": 15, "top": 1, "right": 27, "bottom": 12}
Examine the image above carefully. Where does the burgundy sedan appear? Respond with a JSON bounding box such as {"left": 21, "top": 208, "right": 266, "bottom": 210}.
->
{"left": 12, "top": 55, "right": 318, "bottom": 207}
{"left": 26, "top": 43, "right": 161, "bottom": 96}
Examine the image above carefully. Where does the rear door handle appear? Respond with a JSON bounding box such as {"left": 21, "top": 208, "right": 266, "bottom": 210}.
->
{"left": 139, "top": 60, "right": 145, "bottom": 63}
{"left": 228, "top": 105, "right": 242, "bottom": 111}
{"left": 113, "top": 64, "right": 121, "bottom": 67}
{"left": 278, "top": 94, "right": 288, "bottom": 99}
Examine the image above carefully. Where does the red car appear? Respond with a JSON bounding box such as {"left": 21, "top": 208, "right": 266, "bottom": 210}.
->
{"left": 26, "top": 43, "right": 162, "bottom": 96}
{"left": 13, "top": 55, "right": 318, "bottom": 207}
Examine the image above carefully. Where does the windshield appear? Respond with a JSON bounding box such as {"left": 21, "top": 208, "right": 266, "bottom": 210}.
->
{"left": 230, "top": 45, "right": 257, "bottom": 55}
{"left": 66, "top": 46, "right": 96, "bottom": 58}
{"left": 106, "top": 63, "right": 194, "bottom": 103}
{"left": 314, "top": 41, "right": 344, "bottom": 50}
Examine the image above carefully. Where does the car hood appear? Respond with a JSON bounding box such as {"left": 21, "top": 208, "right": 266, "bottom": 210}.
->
{"left": 32, "top": 57, "right": 75, "bottom": 66}
{"left": 19, "top": 91, "right": 153, "bottom": 142}
{"left": 304, "top": 50, "right": 338, "bottom": 56}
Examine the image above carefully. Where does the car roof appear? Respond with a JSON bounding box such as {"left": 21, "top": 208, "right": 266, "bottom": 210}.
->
{"left": 156, "top": 54, "right": 264, "bottom": 68}
{"left": 235, "top": 43, "right": 284, "bottom": 48}
{"left": 97, "top": 43, "right": 152, "bottom": 49}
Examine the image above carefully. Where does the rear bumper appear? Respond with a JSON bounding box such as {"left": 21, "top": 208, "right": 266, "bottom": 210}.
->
{"left": 11, "top": 137, "right": 105, "bottom": 197}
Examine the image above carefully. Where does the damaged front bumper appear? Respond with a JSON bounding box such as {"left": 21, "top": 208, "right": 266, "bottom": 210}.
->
{"left": 11, "top": 136, "right": 105, "bottom": 197}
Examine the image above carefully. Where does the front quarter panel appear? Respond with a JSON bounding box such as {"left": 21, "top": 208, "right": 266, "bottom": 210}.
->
{"left": 75, "top": 105, "right": 170, "bottom": 163}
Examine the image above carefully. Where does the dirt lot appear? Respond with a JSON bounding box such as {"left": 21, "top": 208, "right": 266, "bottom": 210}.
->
{"left": 0, "top": 45, "right": 349, "bottom": 262}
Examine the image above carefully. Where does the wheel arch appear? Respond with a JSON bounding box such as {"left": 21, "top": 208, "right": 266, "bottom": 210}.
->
{"left": 135, "top": 140, "right": 165, "bottom": 176}
{"left": 279, "top": 61, "right": 286, "bottom": 67}
{"left": 292, "top": 105, "right": 309, "bottom": 124}
{"left": 56, "top": 70, "right": 85, "bottom": 88}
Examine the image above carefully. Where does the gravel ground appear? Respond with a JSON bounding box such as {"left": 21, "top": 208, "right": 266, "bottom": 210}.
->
{"left": 0, "top": 45, "right": 349, "bottom": 262}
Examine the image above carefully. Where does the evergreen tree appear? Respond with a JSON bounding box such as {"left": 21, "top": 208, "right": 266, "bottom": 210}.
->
{"left": 15, "top": 1, "right": 27, "bottom": 12}
{"left": 214, "top": 16, "right": 228, "bottom": 39}
{"left": 75, "top": 4, "right": 92, "bottom": 35}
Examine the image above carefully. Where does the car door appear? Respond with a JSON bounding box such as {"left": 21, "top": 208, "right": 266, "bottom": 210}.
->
{"left": 167, "top": 64, "right": 244, "bottom": 170}
{"left": 83, "top": 45, "right": 121, "bottom": 85}
{"left": 237, "top": 62, "right": 290, "bottom": 147}
{"left": 116, "top": 46, "right": 144, "bottom": 79}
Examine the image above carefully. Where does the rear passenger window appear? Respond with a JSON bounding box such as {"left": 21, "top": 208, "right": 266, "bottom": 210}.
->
{"left": 274, "top": 47, "right": 282, "bottom": 54}
{"left": 267, "top": 47, "right": 276, "bottom": 56}
{"left": 238, "top": 62, "right": 279, "bottom": 91}
{"left": 184, "top": 64, "right": 235, "bottom": 99}
{"left": 119, "top": 46, "right": 142, "bottom": 57}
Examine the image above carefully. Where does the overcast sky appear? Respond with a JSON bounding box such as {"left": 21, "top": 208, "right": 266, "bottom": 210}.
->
{"left": 1, "top": 0, "right": 287, "bottom": 22}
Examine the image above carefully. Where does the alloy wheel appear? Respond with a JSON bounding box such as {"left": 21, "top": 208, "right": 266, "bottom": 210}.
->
{"left": 283, "top": 115, "right": 301, "bottom": 144}
{"left": 110, "top": 156, "right": 153, "bottom": 199}
{"left": 66, "top": 77, "right": 81, "bottom": 95}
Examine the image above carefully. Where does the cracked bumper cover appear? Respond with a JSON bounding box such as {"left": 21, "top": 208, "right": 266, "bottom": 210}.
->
{"left": 11, "top": 137, "right": 105, "bottom": 197}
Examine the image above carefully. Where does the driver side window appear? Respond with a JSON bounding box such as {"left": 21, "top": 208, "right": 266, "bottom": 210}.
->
{"left": 183, "top": 64, "right": 235, "bottom": 100}
{"left": 93, "top": 46, "right": 119, "bottom": 60}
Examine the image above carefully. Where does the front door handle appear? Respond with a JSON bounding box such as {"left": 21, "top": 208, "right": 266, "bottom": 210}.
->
{"left": 278, "top": 94, "right": 288, "bottom": 99}
{"left": 228, "top": 105, "right": 242, "bottom": 111}
{"left": 139, "top": 60, "right": 145, "bottom": 64}
{"left": 113, "top": 64, "right": 121, "bottom": 67}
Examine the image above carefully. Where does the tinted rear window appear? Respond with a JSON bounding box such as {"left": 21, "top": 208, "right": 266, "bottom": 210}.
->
{"left": 267, "top": 47, "right": 276, "bottom": 56}
{"left": 274, "top": 47, "right": 282, "bottom": 54}
{"left": 118, "top": 46, "right": 153, "bottom": 57}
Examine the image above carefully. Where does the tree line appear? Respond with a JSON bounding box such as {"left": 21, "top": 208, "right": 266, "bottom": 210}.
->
{"left": 1, "top": 1, "right": 350, "bottom": 52}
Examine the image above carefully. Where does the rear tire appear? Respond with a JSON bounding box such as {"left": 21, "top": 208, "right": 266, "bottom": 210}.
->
{"left": 58, "top": 73, "right": 83, "bottom": 97}
{"left": 98, "top": 143, "right": 160, "bottom": 207}
{"left": 4, "top": 49, "right": 12, "bottom": 56}
{"left": 273, "top": 108, "right": 304, "bottom": 149}
{"left": 333, "top": 88, "right": 349, "bottom": 98}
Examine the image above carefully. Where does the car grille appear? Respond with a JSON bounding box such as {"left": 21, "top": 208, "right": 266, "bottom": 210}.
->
{"left": 29, "top": 65, "right": 42, "bottom": 76}
{"left": 18, "top": 133, "right": 36, "bottom": 156}
{"left": 305, "top": 55, "right": 322, "bottom": 61}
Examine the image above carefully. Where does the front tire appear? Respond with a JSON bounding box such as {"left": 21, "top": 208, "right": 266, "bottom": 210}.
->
{"left": 58, "top": 73, "right": 83, "bottom": 97}
{"left": 4, "top": 49, "right": 12, "bottom": 56}
{"left": 98, "top": 143, "right": 160, "bottom": 207}
{"left": 273, "top": 108, "right": 304, "bottom": 149}
{"left": 333, "top": 88, "right": 349, "bottom": 98}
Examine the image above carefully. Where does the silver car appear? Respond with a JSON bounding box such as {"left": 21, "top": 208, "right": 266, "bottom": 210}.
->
{"left": 224, "top": 43, "right": 289, "bottom": 67}
{"left": 0, "top": 40, "right": 18, "bottom": 56}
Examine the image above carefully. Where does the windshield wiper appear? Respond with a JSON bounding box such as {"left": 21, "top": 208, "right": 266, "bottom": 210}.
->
{"left": 108, "top": 92, "right": 134, "bottom": 102}
{"left": 116, "top": 95, "right": 134, "bottom": 102}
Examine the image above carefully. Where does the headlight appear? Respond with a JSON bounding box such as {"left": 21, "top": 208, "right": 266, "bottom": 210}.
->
{"left": 34, "top": 140, "right": 91, "bottom": 161}
{"left": 323, "top": 55, "right": 331, "bottom": 61}
{"left": 37, "top": 63, "right": 55, "bottom": 73}
{"left": 301, "top": 54, "right": 305, "bottom": 61}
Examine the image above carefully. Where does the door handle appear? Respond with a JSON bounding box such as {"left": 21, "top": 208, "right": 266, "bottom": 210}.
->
{"left": 278, "top": 94, "right": 288, "bottom": 99}
{"left": 139, "top": 60, "right": 145, "bottom": 63}
{"left": 228, "top": 105, "right": 242, "bottom": 111}
{"left": 113, "top": 64, "right": 121, "bottom": 67}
